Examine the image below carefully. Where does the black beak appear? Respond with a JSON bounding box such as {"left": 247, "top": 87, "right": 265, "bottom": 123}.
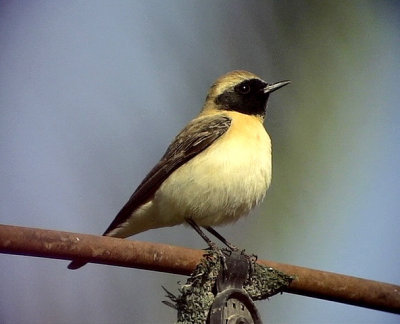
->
{"left": 263, "top": 80, "right": 291, "bottom": 94}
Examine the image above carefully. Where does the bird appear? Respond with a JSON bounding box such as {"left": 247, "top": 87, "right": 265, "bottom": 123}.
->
{"left": 68, "top": 70, "right": 290, "bottom": 269}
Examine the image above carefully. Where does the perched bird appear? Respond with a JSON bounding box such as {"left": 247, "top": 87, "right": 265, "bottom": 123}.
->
{"left": 68, "top": 70, "right": 289, "bottom": 269}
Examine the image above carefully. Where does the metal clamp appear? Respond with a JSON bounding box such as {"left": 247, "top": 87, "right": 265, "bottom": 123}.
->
{"left": 207, "top": 250, "right": 262, "bottom": 324}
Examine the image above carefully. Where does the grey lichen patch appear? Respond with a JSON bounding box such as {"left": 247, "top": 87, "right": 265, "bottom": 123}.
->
{"left": 164, "top": 250, "right": 293, "bottom": 324}
{"left": 244, "top": 263, "right": 294, "bottom": 301}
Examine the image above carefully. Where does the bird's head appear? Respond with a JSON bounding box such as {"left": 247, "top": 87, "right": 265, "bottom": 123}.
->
{"left": 202, "top": 70, "right": 290, "bottom": 118}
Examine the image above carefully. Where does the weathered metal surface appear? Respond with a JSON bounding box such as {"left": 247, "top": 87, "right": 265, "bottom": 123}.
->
{"left": 0, "top": 224, "right": 399, "bottom": 314}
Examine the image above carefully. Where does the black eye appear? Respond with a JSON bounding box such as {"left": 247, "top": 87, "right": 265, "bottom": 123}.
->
{"left": 236, "top": 83, "right": 251, "bottom": 95}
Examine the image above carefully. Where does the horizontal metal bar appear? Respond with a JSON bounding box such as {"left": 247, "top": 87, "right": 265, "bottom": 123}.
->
{"left": 0, "top": 224, "right": 399, "bottom": 314}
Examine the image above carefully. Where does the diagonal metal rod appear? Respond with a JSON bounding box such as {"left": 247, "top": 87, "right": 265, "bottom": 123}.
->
{"left": 0, "top": 224, "right": 399, "bottom": 314}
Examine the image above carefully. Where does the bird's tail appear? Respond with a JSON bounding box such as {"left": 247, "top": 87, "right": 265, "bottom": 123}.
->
{"left": 67, "top": 216, "right": 138, "bottom": 270}
{"left": 67, "top": 260, "right": 87, "bottom": 270}
{"left": 67, "top": 230, "right": 121, "bottom": 270}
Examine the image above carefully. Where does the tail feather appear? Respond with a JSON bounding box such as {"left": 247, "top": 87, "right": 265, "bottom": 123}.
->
{"left": 68, "top": 260, "right": 88, "bottom": 270}
{"left": 67, "top": 232, "right": 118, "bottom": 270}
{"left": 67, "top": 217, "right": 139, "bottom": 270}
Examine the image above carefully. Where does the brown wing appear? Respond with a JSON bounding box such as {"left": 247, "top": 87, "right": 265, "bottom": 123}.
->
{"left": 102, "top": 114, "right": 232, "bottom": 235}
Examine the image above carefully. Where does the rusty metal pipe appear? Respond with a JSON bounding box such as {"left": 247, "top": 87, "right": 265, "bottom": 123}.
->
{"left": 0, "top": 224, "right": 399, "bottom": 314}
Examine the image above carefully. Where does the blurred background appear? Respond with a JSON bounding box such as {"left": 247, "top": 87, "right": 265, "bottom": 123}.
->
{"left": 1, "top": 1, "right": 399, "bottom": 323}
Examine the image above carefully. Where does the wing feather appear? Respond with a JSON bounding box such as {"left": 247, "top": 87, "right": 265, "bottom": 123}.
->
{"left": 103, "top": 114, "right": 231, "bottom": 235}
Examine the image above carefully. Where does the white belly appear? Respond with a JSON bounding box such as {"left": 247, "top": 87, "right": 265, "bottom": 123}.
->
{"left": 153, "top": 115, "right": 272, "bottom": 227}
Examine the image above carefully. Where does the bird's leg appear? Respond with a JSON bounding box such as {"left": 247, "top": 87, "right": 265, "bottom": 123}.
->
{"left": 185, "top": 218, "right": 217, "bottom": 249}
{"left": 185, "top": 219, "right": 228, "bottom": 271}
{"left": 204, "top": 226, "right": 238, "bottom": 251}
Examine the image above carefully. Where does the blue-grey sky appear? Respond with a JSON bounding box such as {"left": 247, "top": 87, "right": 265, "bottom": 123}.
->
{"left": 1, "top": 1, "right": 399, "bottom": 323}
